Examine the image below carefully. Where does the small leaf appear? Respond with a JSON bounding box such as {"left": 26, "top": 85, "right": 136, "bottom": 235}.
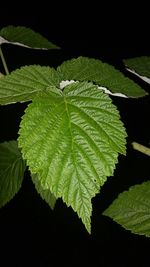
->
{"left": 0, "top": 26, "right": 60, "bottom": 49}
{"left": 0, "top": 65, "right": 61, "bottom": 105}
{"left": 32, "top": 173, "right": 57, "bottom": 210}
{"left": 18, "top": 81, "right": 127, "bottom": 233}
{"left": 124, "top": 56, "right": 150, "bottom": 84}
{"left": 103, "top": 181, "right": 150, "bottom": 237}
{"left": 57, "top": 56, "right": 147, "bottom": 97}
{"left": 0, "top": 141, "right": 26, "bottom": 208}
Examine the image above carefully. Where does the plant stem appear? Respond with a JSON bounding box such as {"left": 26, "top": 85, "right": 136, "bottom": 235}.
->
{"left": 0, "top": 46, "right": 9, "bottom": 75}
{"left": 132, "top": 142, "right": 150, "bottom": 156}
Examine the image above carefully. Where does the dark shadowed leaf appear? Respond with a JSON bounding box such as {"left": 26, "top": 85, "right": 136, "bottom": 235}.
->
{"left": 103, "top": 181, "right": 150, "bottom": 237}
{"left": 0, "top": 26, "right": 60, "bottom": 49}
{"left": 0, "top": 141, "right": 26, "bottom": 207}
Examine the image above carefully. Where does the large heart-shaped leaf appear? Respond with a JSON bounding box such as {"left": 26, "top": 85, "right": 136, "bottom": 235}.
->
{"left": 57, "top": 56, "right": 147, "bottom": 97}
{"left": 18, "top": 81, "right": 127, "bottom": 232}
{"left": 0, "top": 141, "right": 26, "bottom": 207}
{"left": 103, "top": 181, "right": 150, "bottom": 237}
{"left": 0, "top": 26, "right": 59, "bottom": 49}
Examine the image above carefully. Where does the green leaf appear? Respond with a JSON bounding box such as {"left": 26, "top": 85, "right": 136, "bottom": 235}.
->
{"left": 0, "top": 65, "right": 61, "bottom": 105}
{"left": 0, "top": 26, "right": 60, "bottom": 49}
{"left": 0, "top": 72, "right": 4, "bottom": 78}
{"left": 0, "top": 140, "right": 26, "bottom": 208}
{"left": 18, "top": 81, "right": 127, "bottom": 233}
{"left": 124, "top": 56, "right": 150, "bottom": 84}
{"left": 57, "top": 56, "right": 147, "bottom": 97}
{"left": 32, "top": 173, "right": 57, "bottom": 210}
{"left": 103, "top": 181, "right": 150, "bottom": 237}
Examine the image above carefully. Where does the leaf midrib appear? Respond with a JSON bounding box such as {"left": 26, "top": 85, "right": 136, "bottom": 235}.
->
{"left": 63, "top": 95, "right": 86, "bottom": 209}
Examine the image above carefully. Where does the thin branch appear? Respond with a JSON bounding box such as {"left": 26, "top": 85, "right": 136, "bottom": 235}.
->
{"left": 132, "top": 142, "right": 150, "bottom": 156}
{"left": 0, "top": 46, "right": 9, "bottom": 75}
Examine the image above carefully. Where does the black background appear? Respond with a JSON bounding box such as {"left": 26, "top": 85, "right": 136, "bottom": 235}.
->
{"left": 0, "top": 4, "right": 150, "bottom": 266}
